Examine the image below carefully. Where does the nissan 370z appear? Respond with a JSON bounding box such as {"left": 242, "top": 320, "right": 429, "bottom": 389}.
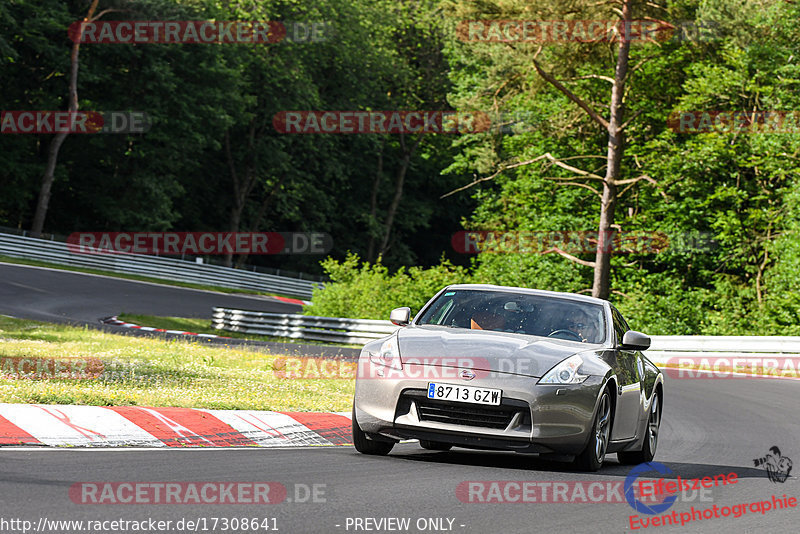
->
{"left": 352, "top": 284, "right": 664, "bottom": 471}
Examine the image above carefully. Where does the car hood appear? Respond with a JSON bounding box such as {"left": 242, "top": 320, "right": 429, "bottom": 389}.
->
{"left": 397, "top": 325, "right": 592, "bottom": 378}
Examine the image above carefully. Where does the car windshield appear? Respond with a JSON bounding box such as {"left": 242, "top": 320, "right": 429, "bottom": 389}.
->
{"left": 415, "top": 289, "right": 606, "bottom": 344}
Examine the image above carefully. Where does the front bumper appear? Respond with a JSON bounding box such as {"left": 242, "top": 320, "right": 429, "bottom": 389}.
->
{"left": 354, "top": 360, "right": 605, "bottom": 455}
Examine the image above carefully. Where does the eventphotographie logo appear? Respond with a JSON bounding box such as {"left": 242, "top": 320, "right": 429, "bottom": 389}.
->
{"left": 753, "top": 447, "right": 793, "bottom": 483}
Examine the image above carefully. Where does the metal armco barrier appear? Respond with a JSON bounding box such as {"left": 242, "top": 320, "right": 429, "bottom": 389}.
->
{"left": 646, "top": 335, "right": 800, "bottom": 365}
{"left": 0, "top": 232, "right": 320, "bottom": 299}
{"left": 212, "top": 309, "right": 800, "bottom": 356}
{"left": 212, "top": 308, "right": 398, "bottom": 345}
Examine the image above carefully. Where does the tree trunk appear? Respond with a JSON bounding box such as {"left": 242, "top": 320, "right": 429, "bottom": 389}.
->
{"left": 366, "top": 141, "right": 384, "bottom": 262}
{"left": 31, "top": 132, "right": 69, "bottom": 236}
{"left": 223, "top": 126, "right": 258, "bottom": 267}
{"left": 378, "top": 133, "right": 423, "bottom": 257}
{"left": 31, "top": 0, "right": 100, "bottom": 236}
{"left": 592, "top": 0, "right": 632, "bottom": 300}
{"left": 233, "top": 176, "right": 286, "bottom": 269}
{"left": 225, "top": 203, "right": 244, "bottom": 266}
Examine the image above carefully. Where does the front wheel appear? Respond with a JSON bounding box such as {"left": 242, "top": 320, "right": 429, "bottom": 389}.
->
{"left": 574, "top": 388, "right": 612, "bottom": 472}
{"left": 618, "top": 393, "right": 660, "bottom": 465}
{"left": 352, "top": 407, "right": 394, "bottom": 456}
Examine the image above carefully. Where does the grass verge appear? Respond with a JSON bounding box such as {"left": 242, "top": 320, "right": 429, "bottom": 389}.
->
{"left": 0, "top": 315, "right": 354, "bottom": 411}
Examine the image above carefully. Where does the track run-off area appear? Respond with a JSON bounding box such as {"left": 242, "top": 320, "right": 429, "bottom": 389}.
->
{"left": 0, "top": 263, "right": 796, "bottom": 533}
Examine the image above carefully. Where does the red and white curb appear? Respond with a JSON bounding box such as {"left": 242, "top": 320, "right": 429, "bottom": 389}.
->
{"left": 101, "top": 316, "right": 231, "bottom": 339}
{"left": 270, "top": 296, "right": 312, "bottom": 307}
{"left": 0, "top": 403, "right": 352, "bottom": 448}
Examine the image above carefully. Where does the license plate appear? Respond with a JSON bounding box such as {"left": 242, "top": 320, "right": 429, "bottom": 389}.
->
{"left": 427, "top": 382, "right": 502, "bottom": 405}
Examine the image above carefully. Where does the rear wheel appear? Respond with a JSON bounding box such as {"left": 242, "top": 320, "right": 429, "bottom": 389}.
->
{"left": 352, "top": 407, "right": 394, "bottom": 456}
{"left": 420, "top": 440, "right": 452, "bottom": 451}
{"left": 574, "top": 388, "right": 612, "bottom": 472}
{"left": 618, "top": 393, "right": 660, "bottom": 465}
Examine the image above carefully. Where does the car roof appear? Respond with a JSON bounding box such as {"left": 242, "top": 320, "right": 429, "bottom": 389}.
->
{"left": 442, "top": 284, "right": 609, "bottom": 307}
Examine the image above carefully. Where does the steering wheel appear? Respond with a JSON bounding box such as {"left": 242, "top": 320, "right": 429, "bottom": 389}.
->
{"left": 547, "top": 329, "right": 583, "bottom": 342}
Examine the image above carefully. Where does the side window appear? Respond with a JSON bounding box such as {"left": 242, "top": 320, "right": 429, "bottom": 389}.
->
{"left": 611, "top": 307, "right": 629, "bottom": 346}
{"left": 619, "top": 310, "right": 631, "bottom": 332}
{"left": 429, "top": 299, "right": 454, "bottom": 325}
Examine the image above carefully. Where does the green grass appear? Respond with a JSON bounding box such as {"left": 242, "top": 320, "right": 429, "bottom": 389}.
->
{"left": 0, "top": 316, "right": 354, "bottom": 411}
{"left": 116, "top": 313, "right": 362, "bottom": 348}
{"left": 0, "top": 255, "right": 307, "bottom": 300}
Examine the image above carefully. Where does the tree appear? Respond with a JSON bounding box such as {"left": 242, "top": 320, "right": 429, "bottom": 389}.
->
{"left": 443, "top": 0, "right": 678, "bottom": 299}
{"left": 31, "top": 0, "right": 103, "bottom": 236}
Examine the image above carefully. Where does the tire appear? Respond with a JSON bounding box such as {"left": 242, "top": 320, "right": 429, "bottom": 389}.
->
{"left": 419, "top": 440, "right": 452, "bottom": 451}
{"left": 352, "top": 407, "right": 394, "bottom": 456}
{"left": 618, "top": 393, "right": 660, "bottom": 465}
{"left": 574, "top": 388, "right": 612, "bottom": 472}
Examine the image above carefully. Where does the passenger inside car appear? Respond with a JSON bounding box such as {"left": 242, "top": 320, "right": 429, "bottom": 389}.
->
{"left": 470, "top": 311, "right": 506, "bottom": 331}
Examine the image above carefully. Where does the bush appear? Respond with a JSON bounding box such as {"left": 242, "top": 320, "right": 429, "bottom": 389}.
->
{"left": 306, "top": 249, "right": 799, "bottom": 336}
{"left": 304, "top": 253, "right": 471, "bottom": 319}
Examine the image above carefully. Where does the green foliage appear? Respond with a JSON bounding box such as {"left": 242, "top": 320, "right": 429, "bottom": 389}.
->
{"left": 306, "top": 253, "right": 471, "bottom": 319}
{"left": 3, "top": 0, "right": 800, "bottom": 335}
{"left": 759, "top": 184, "right": 800, "bottom": 335}
{"left": 0, "top": 0, "right": 471, "bottom": 275}
{"left": 428, "top": 0, "right": 800, "bottom": 334}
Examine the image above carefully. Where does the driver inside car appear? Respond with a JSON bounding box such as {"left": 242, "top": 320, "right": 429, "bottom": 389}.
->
{"left": 564, "top": 309, "right": 600, "bottom": 343}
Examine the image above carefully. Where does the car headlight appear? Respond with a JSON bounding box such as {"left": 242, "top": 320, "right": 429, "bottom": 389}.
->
{"left": 369, "top": 337, "right": 403, "bottom": 370}
{"left": 539, "top": 354, "right": 588, "bottom": 384}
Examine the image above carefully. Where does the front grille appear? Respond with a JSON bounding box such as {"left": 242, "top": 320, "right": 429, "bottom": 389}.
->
{"left": 396, "top": 390, "right": 530, "bottom": 430}
{"left": 416, "top": 398, "right": 516, "bottom": 429}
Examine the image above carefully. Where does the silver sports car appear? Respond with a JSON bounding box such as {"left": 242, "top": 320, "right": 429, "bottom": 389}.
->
{"left": 352, "top": 284, "right": 663, "bottom": 471}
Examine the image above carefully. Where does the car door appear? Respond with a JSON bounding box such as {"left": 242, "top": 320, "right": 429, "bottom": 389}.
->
{"left": 609, "top": 307, "right": 642, "bottom": 440}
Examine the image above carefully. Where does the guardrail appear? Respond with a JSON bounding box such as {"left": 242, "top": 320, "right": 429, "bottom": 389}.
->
{"left": 0, "top": 232, "right": 320, "bottom": 299}
{"left": 645, "top": 335, "right": 800, "bottom": 364}
{"left": 212, "top": 308, "right": 397, "bottom": 345}
{"left": 211, "top": 309, "right": 800, "bottom": 358}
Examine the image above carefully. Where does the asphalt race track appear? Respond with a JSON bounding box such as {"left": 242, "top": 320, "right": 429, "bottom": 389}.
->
{"left": 0, "top": 262, "right": 361, "bottom": 357}
{"left": 0, "top": 262, "right": 797, "bottom": 533}
{"left": 0, "top": 262, "right": 300, "bottom": 323}
{"left": 0, "top": 376, "right": 797, "bottom": 533}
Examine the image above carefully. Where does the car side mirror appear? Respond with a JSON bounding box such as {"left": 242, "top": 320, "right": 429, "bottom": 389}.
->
{"left": 389, "top": 307, "right": 411, "bottom": 326}
{"left": 620, "top": 330, "right": 651, "bottom": 351}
